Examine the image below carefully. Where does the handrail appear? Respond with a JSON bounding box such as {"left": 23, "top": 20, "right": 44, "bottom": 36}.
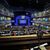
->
{"left": 0, "top": 34, "right": 50, "bottom": 38}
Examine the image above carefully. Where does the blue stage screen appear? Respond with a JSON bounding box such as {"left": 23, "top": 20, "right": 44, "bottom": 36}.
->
{"left": 13, "top": 15, "right": 31, "bottom": 26}
{"left": 19, "top": 20, "right": 27, "bottom": 24}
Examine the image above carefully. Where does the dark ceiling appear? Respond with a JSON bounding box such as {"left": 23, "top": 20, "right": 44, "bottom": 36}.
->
{"left": 0, "top": 0, "right": 50, "bottom": 12}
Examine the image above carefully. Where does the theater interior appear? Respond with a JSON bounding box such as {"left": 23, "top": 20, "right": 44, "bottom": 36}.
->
{"left": 0, "top": 0, "right": 50, "bottom": 50}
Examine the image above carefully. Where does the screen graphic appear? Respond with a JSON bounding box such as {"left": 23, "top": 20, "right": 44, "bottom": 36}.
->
{"left": 13, "top": 15, "right": 31, "bottom": 26}
{"left": 19, "top": 20, "right": 27, "bottom": 24}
